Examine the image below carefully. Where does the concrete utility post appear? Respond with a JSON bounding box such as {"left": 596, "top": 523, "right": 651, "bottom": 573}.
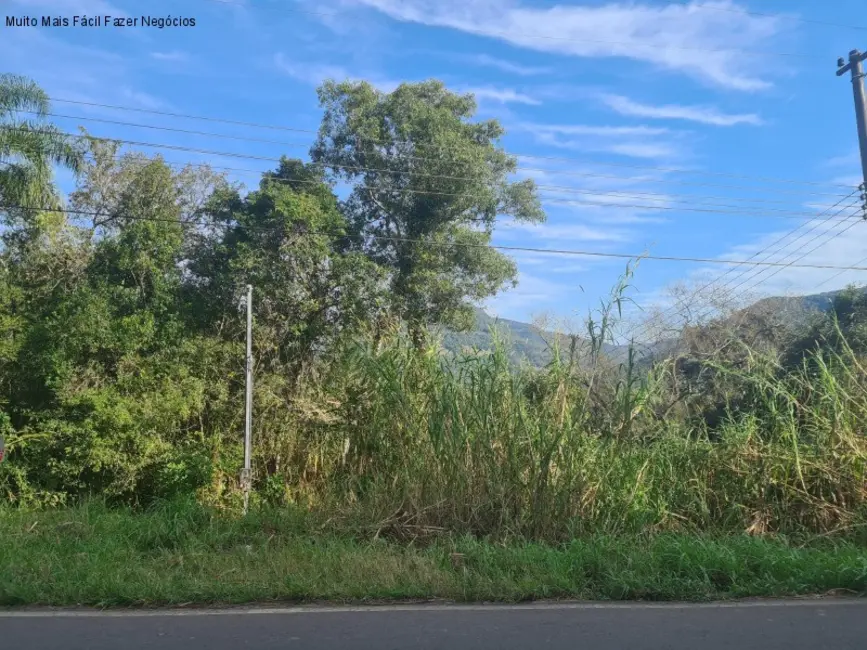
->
{"left": 837, "top": 49, "right": 867, "bottom": 211}
{"left": 242, "top": 284, "right": 254, "bottom": 515}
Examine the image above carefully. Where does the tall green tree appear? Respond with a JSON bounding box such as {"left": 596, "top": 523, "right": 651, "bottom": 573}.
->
{"left": 190, "top": 157, "right": 387, "bottom": 382}
{"left": 0, "top": 73, "right": 82, "bottom": 210}
{"left": 311, "top": 80, "right": 544, "bottom": 346}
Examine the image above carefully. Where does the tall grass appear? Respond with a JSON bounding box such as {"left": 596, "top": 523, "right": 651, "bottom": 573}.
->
{"left": 245, "top": 292, "right": 867, "bottom": 544}
{"left": 2, "top": 499, "right": 865, "bottom": 605}
{"left": 6, "top": 273, "right": 866, "bottom": 546}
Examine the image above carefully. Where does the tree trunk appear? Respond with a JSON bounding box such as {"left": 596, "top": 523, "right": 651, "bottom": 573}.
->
{"left": 409, "top": 319, "right": 427, "bottom": 352}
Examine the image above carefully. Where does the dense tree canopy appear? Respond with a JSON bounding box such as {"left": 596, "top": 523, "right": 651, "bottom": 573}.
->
{"left": 312, "top": 79, "right": 544, "bottom": 344}
{"left": 3, "top": 74, "right": 550, "bottom": 502}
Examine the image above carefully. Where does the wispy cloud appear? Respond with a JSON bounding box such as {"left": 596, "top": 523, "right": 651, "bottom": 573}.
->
{"left": 509, "top": 251, "right": 588, "bottom": 274}
{"left": 519, "top": 121, "right": 680, "bottom": 160}
{"left": 274, "top": 54, "right": 354, "bottom": 85}
{"left": 459, "top": 86, "right": 541, "bottom": 106}
{"left": 0, "top": 25, "right": 168, "bottom": 113}
{"left": 606, "top": 142, "right": 679, "bottom": 159}
{"left": 521, "top": 123, "right": 669, "bottom": 137}
{"left": 513, "top": 156, "right": 677, "bottom": 228}
{"left": 601, "top": 94, "right": 763, "bottom": 126}
{"left": 823, "top": 151, "right": 861, "bottom": 169}
{"left": 485, "top": 270, "right": 581, "bottom": 322}
{"left": 273, "top": 54, "right": 540, "bottom": 106}
{"left": 342, "top": 0, "right": 784, "bottom": 91}
{"left": 10, "top": 0, "right": 127, "bottom": 15}
{"left": 497, "top": 220, "right": 630, "bottom": 244}
{"left": 274, "top": 53, "right": 402, "bottom": 92}
{"left": 150, "top": 51, "right": 190, "bottom": 63}
{"left": 118, "top": 88, "right": 168, "bottom": 110}
{"left": 468, "top": 54, "right": 551, "bottom": 76}
{"left": 829, "top": 175, "right": 864, "bottom": 188}
{"left": 686, "top": 217, "right": 867, "bottom": 301}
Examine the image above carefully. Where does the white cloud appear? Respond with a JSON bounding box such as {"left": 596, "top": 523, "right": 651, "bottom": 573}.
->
{"left": 0, "top": 26, "right": 168, "bottom": 113}
{"left": 829, "top": 175, "right": 864, "bottom": 188}
{"left": 521, "top": 123, "right": 669, "bottom": 137}
{"left": 824, "top": 152, "right": 861, "bottom": 169}
{"left": 118, "top": 88, "right": 168, "bottom": 110}
{"left": 342, "top": 0, "right": 783, "bottom": 90}
{"left": 274, "top": 54, "right": 354, "bottom": 85}
{"left": 822, "top": 152, "right": 863, "bottom": 188}
{"left": 273, "top": 55, "right": 541, "bottom": 107}
{"left": 509, "top": 251, "right": 588, "bottom": 273}
{"left": 497, "top": 220, "right": 629, "bottom": 243}
{"left": 520, "top": 121, "right": 681, "bottom": 160}
{"left": 485, "top": 271, "right": 577, "bottom": 322}
{"left": 548, "top": 200, "right": 670, "bottom": 225}
{"left": 459, "top": 86, "right": 541, "bottom": 106}
{"left": 468, "top": 54, "right": 551, "bottom": 76}
{"left": 601, "top": 94, "right": 763, "bottom": 126}
{"left": 274, "top": 53, "right": 402, "bottom": 92}
{"left": 9, "top": 0, "right": 127, "bottom": 14}
{"left": 607, "top": 142, "right": 679, "bottom": 159}
{"left": 150, "top": 51, "right": 190, "bottom": 63}
{"left": 686, "top": 217, "right": 867, "bottom": 301}
{"left": 513, "top": 157, "right": 676, "bottom": 224}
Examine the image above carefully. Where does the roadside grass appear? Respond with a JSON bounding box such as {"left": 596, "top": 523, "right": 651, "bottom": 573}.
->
{"left": 1, "top": 500, "right": 865, "bottom": 607}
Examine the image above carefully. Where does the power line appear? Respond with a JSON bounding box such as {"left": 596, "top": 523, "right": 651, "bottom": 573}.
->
{"left": 685, "top": 1, "right": 867, "bottom": 31}
{"left": 43, "top": 98, "right": 856, "bottom": 190}
{"left": 38, "top": 111, "right": 311, "bottom": 150}
{"left": 200, "top": 0, "right": 821, "bottom": 59}
{"left": 4, "top": 125, "right": 860, "bottom": 222}
{"left": 110, "top": 156, "right": 866, "bottom": 221}
{"left": 158, "top": 159, "right": 847, "bottom": 210}
{"left": 660, "top": 188, "right": 862, "bottom": 300}
{"left": 719, "top": 212, "right": 865, "bottom": 301}
{"left": 35, "top": 111, "right": 860, "bottom": 208}
{"left": 814, "top": 254, "right": 867, "bottom": 292}
{"left": 685, "top": 196, "right": 864, "bottom": 304}
{"left": 615, "top": 191, "right": 864, "bottom": 348}
{"left": 619, "top": 199, "right": 862, "bottom": 348}
{"left": 6, "top": 202, "right": 867, "bottom": 272}
{"left": 620, "top": 207, "right": 863, "bottom": 355}
{"left": 151, "top": 157, "right": 860, "bottom": 200}
{"left": 145, "top": 162, "right": 865, "bottom": 218}
{"left": 641, "top": 211, "right": 867, "bottom": 350}
{"left": 701, "top": 193, "right": 867, "bottom": 302}
{"left": 201, "top": 166, "right": 864, "bottom": 210}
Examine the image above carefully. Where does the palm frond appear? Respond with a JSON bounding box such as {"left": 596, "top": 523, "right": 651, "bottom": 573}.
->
{"left": 0, "top": 73, "right": 50, "bottom": 119}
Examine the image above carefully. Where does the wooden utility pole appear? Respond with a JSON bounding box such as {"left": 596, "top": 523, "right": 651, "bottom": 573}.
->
{"left": 837, "top": 49, "right": 867, "bottom": 207}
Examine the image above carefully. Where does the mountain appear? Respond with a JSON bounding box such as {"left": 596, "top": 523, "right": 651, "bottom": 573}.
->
{"left": 440, "top": 287, "right": 865, "bottom": 368}
{"left": 748, "top": 289, "right": 856, "bottom": 317}
{"left": 438, "top": 309, "right": 621, "bottom": 367}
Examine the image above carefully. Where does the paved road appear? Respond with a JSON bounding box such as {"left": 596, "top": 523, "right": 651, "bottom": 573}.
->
{"left": 1, "top": 600, "right": 865, "bottom": 649}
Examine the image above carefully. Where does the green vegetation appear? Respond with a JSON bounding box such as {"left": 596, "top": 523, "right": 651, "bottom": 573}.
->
{"left": 0, "top": 73, "right": 82, "bottom": 209}
{"left": 1, "top": 500, "right": 865, "bottom": 606}
{"left": 1, "top": 75, "right": 866, "bottom": 605}
{"left": 312, "top": 79, "right": 544, "bottom": 347}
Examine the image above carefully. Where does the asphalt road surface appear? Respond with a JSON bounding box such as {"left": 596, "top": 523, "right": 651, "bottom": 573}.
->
{"left": 1, "top": 600, "right": 865, "bottom": 650}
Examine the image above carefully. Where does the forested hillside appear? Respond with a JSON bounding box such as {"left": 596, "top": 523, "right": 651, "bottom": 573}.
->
{"left": 439, "top": 308, "right": 604, "bottom": 367}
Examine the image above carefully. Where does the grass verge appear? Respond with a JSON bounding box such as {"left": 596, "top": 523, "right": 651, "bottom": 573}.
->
{"left": 1, "top": 500, "right": 865, "bottom": 607}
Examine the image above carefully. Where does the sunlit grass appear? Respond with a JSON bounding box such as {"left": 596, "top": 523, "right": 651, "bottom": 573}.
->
{"left": 1, "top": 499, "right": 865, "bottom": 606}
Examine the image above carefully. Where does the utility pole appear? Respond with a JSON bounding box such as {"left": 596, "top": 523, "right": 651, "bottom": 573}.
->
{"left": 241, "top": 284, "right": 254, "bottom": 515}
{"left": 837, "top": 49, "right": 867, "bottom": 214}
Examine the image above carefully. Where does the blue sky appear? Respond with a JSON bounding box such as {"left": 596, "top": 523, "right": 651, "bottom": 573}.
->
{"left": 2, "top": 0, "right": 867, "bottom": 336}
